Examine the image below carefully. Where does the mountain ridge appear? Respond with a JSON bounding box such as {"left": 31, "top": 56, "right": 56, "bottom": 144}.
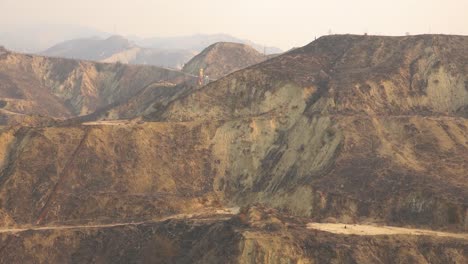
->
{"left": 132, "top": 33, "right": 283, "bottom": 54}
{"left": 40, "top": 34, "right": 283, "bottom": 69}
{"left": 0, "top": 49, "right": 194, "bottom": 125}
{"left": 0, "top": 34, "right": 466, "bottom": 263}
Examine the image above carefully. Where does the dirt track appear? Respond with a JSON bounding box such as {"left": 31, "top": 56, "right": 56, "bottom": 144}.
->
{"left": 0, "top": 207, "right": 240, "bottom": 234}
{"left": 82, "top": 120, "right": 132, "bottom": 126}
{"left": 307, "top": 223, "right": 468, "bottom": 240}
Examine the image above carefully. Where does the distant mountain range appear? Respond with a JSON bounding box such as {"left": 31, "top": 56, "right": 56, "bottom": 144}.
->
{"left": 0, "top": 46, "right": 193, "bottom": 124}
{"left": 130, "top": 33, "right": 283, "bottom": 55}
{"left": 41, "top": 35, "right": 197, "bottom": 69}
{"left": 0, "top": 25, "right": 282, "bottom": 69}
{"left": 42, "top": 35, "right": 134, "bottom": 61}
{"left": 0, "top": 24, "right": 282, "bottom": 68}
{"left": 0, "top": 24, "right": 109, "bottom": 53}
{"left": 39, "top": 34, "right": 282, "bottom": 69}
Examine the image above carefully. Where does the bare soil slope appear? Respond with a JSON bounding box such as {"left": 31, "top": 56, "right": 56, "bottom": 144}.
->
{"left": 0, "top": 35, "right": 466, "bottom": 263}
{"left": 160, "top": 35, "right": 468, "bottom": 231}
{"left": 0, "top": 49, "right": 193, "bottom": 124}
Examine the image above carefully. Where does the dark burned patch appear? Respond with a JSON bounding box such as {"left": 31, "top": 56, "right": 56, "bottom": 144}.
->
{"left": 455, "top": 122, "right": 467, "bottom": 131}
{"left": 408, "top": 55, "right": 429, "bottom": 96}
{"left": 274, "top": 166, "right": 299, "bottom": 192}
{"left": 304, "top": 78, "right": 330, "bottom": 118}
{"left": 234, "top": 129, "right": 286, "bottom": 192}
{"left": 446, "top": 205, "right": 462, "bottom": 225}
{"left": 437, "top": 121, "right": 461, "bottom": 145}
{"left": 1, "top": 220, "right": 239, "bottom": 264}
{"left": 414, "top": 140, "right": 439, "bottom": 153}
{"left": 63, "top": 98, "right": 80, "bottom": 116}
{"left": 410, "top": 78, "right": 428, "bottom": 95}
{"left": 411, "top": 106, "right": 433, "bottom": 116}
{"left": 0, "top": 113, "right": 7, "bottom": 125}
{"left": 389, "top": 196, "right": 436, "bottom": 227}
{"left": 301, "top": 236, "right": 339, "bottom": 262}
{"left": 251, "top": 147, "right": 285, "bottom": 192}
{"left": 48, "top": 58, "right": 80, "bottom": 83}
{"left": 403, "top": 123, "right": 419, "bottom": 135}
{"left": 94, "top": 62, "right": 107, "bottom": 72}
{"left": 356, "top": 201, "right": 372, "bottom": 217}
{"left": 298, "top": 144, "right": 305, "bottom": 153}
{"left": 431, "top": 60, "right": 442, "bottom": 70}
{"left": 358, "top": 83, "right": 372, "bottom": 93}
{"left": 0, "top": 128, "right": 29, "bottom": 187}
{"left": 0, "top": 73, "right": 24, "bottom": 99}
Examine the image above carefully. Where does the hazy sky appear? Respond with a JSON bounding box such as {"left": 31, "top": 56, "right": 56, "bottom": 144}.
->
{"left": 1, "top": 0, "right": 467, "bottom": 49}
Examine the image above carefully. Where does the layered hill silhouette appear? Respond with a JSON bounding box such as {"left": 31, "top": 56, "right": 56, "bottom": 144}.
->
{"left": 40, "top": 34, "right": 283, "bottom": 69}
{"left": 42, "top": 35, "right": 134, "bottom": 61}
{"left": 101, "top": 47, "right": 197, "bottom": 69}
{"left": 0, "top": 35, "right": 466, "bottom": 263}
{"left": 41, "top": 35, "right": 196, "bottom": 69}
{"left": 0, "top": 24, "right": 108, "bottom": 53}
{"left": 73, "top": 42, "right": 276, "bottom": 121}
{"left": 133, "top": 33, "right": 283, "bottom": 54}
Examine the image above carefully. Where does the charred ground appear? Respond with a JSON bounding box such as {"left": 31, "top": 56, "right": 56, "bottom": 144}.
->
{"left": 0, "top": 35, "right": 466, "bottom": 263}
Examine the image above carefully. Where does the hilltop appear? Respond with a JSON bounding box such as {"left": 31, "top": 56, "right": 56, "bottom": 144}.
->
{"left": 182, "top": 42, "right": 271, "bottom": 79}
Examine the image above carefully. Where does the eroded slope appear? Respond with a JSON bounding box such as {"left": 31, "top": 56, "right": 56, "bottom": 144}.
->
{"left": 0, "top": 49, "right": 193, "bottom": 123}
{"left": 0, "top": 122, "right": 219, "bottom": 227}
{"left": 0, "top": 35, "right": 467, "bottom": 263}
{"left": 160, "top": 35, "right": 468, "bottom": 230}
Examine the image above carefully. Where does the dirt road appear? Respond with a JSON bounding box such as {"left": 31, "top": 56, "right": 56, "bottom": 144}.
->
{"left": 0, "top": 207, "right": 240, "bottom": 234}
{"left": 307, "top": 223, "right": 467, "bottom": 240}
{"left": 82, "top": 120, "right": 131, "bottom": 126}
